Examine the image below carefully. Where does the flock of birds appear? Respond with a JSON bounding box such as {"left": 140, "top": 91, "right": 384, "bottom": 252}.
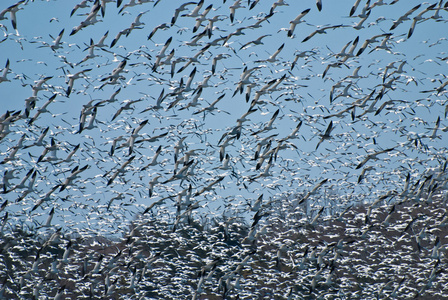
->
{"left": 0, "top": 0, "right": 448, "bottom": 298}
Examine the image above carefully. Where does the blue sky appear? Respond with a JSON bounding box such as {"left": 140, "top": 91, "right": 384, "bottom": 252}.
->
{"left": 0, "top": 0, "right": 447, "bottom": 236}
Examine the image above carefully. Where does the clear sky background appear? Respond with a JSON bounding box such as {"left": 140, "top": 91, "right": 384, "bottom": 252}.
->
{"left": 0, "top": 0, "right": 447, "bottom": 237}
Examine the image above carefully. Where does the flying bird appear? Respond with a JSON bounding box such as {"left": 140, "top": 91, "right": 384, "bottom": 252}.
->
{"left": 229, "top": 0, "right": 245, "bottom": 23}
{"left": 171, "top": 2, "right": 196, "bottom": 25}
{"left": 390, "top": 4, "right": 421, "bottom": 30}
{"left": 356, "top": 147, "right": 395, "bottom": 169}
{"left": 299, "top": 178, "right": 328, "bottom": 204}
{"left": 0, "top": 0, "right": 25, "bottom": 31}
{"left": 315, "top": 121, "right": 334, "bottom": 150}
{"left": 66, "top": 68, "right": 92, "bottom": 97}
{"left": 239, "top": 34, "right": 271, "bottom": 50}
{"left": 302, "top": 24, "right": 348, "bottom": 43}
{"left": 70, "top": 0, "right": 89, "bottom": 17}
{"left": 408, "top": 3, "right": 437, "bottom": 39}
{"left": 59, "top": 165, "right": 88, "bottom": 192}
{"left": 107, "top": 156, "right": 135, "bottom": 186}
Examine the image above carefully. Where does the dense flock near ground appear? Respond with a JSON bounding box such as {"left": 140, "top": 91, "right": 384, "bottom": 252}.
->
{"left": 0, "top": 0, "right": 448, "bottom": 298}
